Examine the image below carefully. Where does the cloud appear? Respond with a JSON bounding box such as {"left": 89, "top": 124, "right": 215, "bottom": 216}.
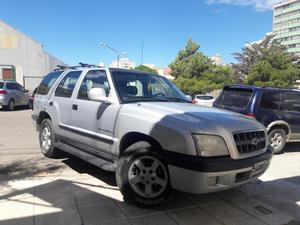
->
{"left": 206, "top": 0, "right": 282, "bottom": 11}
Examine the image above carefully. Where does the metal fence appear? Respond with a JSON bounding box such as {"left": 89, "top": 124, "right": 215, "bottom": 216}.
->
{"left": 23, "top": 76, "right": 44, "bottom": 92}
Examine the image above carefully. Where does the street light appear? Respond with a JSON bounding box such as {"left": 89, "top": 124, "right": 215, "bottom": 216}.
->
{"left": 100, "top": 42, "right": 120, "bottom": 68}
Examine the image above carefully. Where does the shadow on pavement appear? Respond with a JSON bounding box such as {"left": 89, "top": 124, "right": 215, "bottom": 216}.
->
{"left": 285, "top": 142, "right": 300, "bottom": 153}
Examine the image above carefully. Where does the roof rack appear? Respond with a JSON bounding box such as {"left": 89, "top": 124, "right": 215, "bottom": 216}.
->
{"left": 54, "top": 63, "right": 103, "bottom": 71}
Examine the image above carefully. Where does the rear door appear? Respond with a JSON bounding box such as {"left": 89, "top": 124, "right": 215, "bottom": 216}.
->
{"left": 45, "top": 71, "right": 82, "bottom": 137}
{"left": 282, "top": 91, "right": 300, "bottom": 138}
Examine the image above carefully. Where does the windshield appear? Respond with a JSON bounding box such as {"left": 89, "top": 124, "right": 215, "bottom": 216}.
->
{"left": 111, "top": 70, "right": 190, "bottom": 103}
{"left": 216, "top": 88, "right": 253, "bottom": 109}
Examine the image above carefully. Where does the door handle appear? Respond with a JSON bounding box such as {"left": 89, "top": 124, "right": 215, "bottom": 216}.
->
{"left": 49, "top": 101, "right": 54, "bottom": 106}
{"left": 72, "top": 104, "right": 78, "bottom": 110}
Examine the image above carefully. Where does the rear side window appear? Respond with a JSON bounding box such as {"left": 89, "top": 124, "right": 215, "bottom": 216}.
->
{"left": 259, "top": 91, "right": 281, "bottom": 110}
{"left": 216, "top": 88, "right": 253, "bottom": 109}
{"left": 284, "top": 92, "right": 300, "bottom": 112}
{"left": 6, "top": 83, "right": 17, "bottom": 90}
{"left": 55, "top": 71, "right": 81, "bottom": 98}
{"left": 37, "top": 71, "right": 63, "bottom": 95}
{"left": 0, "top": 82, "right": 4, "bottom": 88}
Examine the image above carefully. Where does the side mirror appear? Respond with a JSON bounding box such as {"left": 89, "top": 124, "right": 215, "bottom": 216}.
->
{"left": 25, "top": 90, "right": 29, "bottom": 93}
{"left": 88, "top": 88, "right": 112, "bottom": 103}
{"left": 185, "top": 94, "right": 192, "bottom": 101}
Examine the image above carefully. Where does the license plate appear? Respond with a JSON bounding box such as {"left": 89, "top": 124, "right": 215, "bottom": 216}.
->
{"left": 251, "top": 160, "right": 269, "bottom": 177}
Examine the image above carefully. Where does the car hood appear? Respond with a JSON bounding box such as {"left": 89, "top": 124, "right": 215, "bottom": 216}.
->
{"left": 120, "top": 102, "right": 265, "bottom": 135}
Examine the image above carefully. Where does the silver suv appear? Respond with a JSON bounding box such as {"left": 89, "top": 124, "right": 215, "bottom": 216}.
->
{"left": 32, "top": 65, "right": 273, "bottom": 205}
{"left": 0, "top": 80, "right": 30, "bottom": 110}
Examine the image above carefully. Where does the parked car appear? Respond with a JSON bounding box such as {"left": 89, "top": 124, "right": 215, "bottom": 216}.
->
{"left": 214, "top": 85, "right": 300, "bottom": 154}
{"left": 193, "top": 94, "right": 215, "bottom": 107}
{"left": 32, "top": 65, "right": 273, "bottom": 206}
{"left": 0, "top": 80, "right": 30, "bottom": 110}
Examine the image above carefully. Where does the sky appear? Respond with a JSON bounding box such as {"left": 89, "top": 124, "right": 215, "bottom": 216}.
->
{"left": 0, "top": 0, "right": 280, "bottom": 67}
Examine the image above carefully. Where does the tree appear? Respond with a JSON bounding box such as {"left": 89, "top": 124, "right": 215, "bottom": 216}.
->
{"left": 169, "top": 39, "right": 233, "bottom": 94}
{"left": 232, "top": 34, "right": 300, "bottom": 86}
{"left": 169, "top": 39, "right": 212, "bottom": 79}
{"left": 134, "top": 65, "right": 158, "bottom": 74}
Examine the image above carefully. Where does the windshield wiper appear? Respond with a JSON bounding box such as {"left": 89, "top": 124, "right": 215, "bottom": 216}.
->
{"left": 165, "top": 97, "right": 192, "bottom": 103}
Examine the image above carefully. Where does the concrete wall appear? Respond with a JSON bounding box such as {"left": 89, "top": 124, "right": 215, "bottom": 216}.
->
{"left": 0, "top": 20, "right": 66, "bottom": 91}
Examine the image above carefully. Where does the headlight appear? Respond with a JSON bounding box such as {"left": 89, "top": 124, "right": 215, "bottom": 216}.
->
{"left": 192, "top": 134, "right": 229, "bottom": 157}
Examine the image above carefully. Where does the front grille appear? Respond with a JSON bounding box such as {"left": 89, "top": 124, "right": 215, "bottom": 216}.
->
{"left": 233, "top": 130, "right": 266, "bottom": 154}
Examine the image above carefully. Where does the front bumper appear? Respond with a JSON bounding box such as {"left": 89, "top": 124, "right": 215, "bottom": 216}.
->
{"left": 165, "top": 146, "right": 273, "bottom": 194}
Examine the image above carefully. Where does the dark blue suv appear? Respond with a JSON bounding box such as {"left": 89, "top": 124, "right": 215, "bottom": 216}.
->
{"left": 214, "top": 85, "right": 300, "bottom": 154}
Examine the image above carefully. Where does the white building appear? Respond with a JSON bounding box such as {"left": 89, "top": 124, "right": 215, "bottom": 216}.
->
{"left": 110, "top": 53, "right": 136, "bottom": 69}
{"left": 295, "top": 80, "right": 300, "bottom": 89}
{"left": 0, "top": 20, "right": 66, "bottom": 90}
{"left": 209, "top": 53, "right": 223, "bottom": 66}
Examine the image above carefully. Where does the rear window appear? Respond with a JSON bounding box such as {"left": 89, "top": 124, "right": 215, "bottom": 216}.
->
{"left": 216, "top": 88, "right": 253, "bottom": 109}
{"left": 36, "top": 71, "right": 63, "bottom": 95}
{"left": 196, "top": 96, "right": 214, "bottom": 100}
{"left": 0, "top": 82, "right": 4, "bottom": 88}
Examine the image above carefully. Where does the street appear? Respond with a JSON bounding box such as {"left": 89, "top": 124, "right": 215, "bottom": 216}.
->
{"left": 0, "top": 109, "right": 300, "bottom": 225}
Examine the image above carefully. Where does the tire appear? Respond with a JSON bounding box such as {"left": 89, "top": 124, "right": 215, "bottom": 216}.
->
{"left": 6, "top": 99, "right": 15, "bottom": 111}
{"left": 116, "top": 141, "right": 171, "bottom": 206}
{"left": 269, "top": 129, "right": 286, "bottom": 154}
{"left": 39, "top": 119, "right": 59, "bottom": 158}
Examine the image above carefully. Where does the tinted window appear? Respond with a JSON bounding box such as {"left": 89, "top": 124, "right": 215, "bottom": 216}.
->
{"left": 259, "top": 91, "right": 281, "bottom": 110}
{"left": 112, "top": 70, "right": 189, "bottom": 103}
{"left": 0, "top": 82, "right": 3, "bottom": 88}
{"left": 55, "top": 71, "right": 81, "bottom": 98}
{"left": 284, "top": 92, "right": 300, "bottom": 112}
{"left": 217, "top": 88, "right": 253, "bottom": 109}
{"left": 6, "top": 83, "right": 17, "bottom": 90}
{"left": 37, "top": 71, "right": 63, "bottom": 95}
{"left": 196, "top": 96, "right": 214, "bottom": 100}
{"left": 78, "top": 70, "right": 110, "bottom": 100}
{"left": 16, "top": 83, "right": 25, "bottom": 92}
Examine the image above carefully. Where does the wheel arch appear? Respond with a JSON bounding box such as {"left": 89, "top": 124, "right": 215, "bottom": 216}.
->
{"left": 119, "top": 132, "right": 163, "bottom": 157}
{"left": 37, "top": 111, "right": 51, "bottom": 125}
{"left": 266, "top": 120, "right": 291, "bottom": 140}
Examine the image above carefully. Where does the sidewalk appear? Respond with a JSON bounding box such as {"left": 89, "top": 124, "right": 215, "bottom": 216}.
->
{"left": 1, "top": 154, "right": 300, "bottom": 225}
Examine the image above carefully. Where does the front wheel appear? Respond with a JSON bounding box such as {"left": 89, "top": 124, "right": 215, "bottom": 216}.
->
{"left": 116, "top": 142, "right": 171, "bottom": 206}
{"left": 269, "top": 129, "right": 286, "bottom": 154}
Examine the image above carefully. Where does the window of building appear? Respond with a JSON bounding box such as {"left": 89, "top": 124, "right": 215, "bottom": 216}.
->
{"left": 55, "top": 71, "right": 81, "bottom": 98}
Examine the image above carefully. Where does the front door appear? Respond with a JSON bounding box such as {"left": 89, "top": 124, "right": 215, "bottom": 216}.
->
{"left": 283, "top": 92, "right": 300, "bottom": 139}
{"left": 68, "top": 70, "right": 119, "bottom": 157}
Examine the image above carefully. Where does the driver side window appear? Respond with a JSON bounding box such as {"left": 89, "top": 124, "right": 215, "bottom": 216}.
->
{"left": 77, "top": 70, "right": 110, "bottom": 100}
{"left": 148, "top": 77, "right": 170, "bottom": 97}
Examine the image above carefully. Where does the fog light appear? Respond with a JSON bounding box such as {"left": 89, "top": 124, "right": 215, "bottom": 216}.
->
{"left": 206, "top": 176, "right": 218, "bottom": 186}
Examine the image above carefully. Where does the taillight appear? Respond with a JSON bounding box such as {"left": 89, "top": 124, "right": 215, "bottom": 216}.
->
{"left": 0, "top": 90, "right": 7, "bottom": 95}
{"left": 246, "top": 113, "right": 256, "bottom": 118}
{"left": 192, "top": 100, "right": 197, "bottom": 104}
